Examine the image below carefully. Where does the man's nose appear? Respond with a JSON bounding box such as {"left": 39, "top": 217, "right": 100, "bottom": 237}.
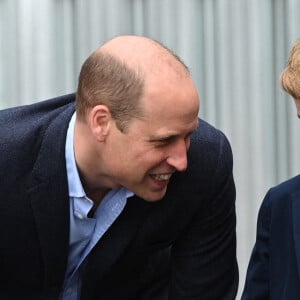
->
{"left": 166, "top": 139, "right": 189, "bottom": 171}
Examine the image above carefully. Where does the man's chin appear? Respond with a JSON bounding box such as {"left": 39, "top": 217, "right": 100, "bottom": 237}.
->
{"left": 139, "top": 190, "right": 167, "bottom": 202}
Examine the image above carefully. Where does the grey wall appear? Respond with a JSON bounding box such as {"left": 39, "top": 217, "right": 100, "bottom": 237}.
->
{"left": 1, "top": 0, "right": 300, "bottom": 297}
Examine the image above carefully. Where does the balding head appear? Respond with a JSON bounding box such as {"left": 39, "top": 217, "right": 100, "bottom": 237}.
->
{"left": 74, "top": 35, "right": 200, "bottom": 200}
{"left": 98, "top": 35, "right": 189, "bottom": 77}
{"left": 76, "top": 35, "right": 193, "bottom": 131}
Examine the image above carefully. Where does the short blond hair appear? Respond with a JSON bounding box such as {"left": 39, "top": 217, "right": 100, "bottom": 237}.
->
{"left": 280, "top": 39, "right": 300, "bottom": 99}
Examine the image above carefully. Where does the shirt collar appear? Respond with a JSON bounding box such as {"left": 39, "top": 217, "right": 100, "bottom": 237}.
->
{"left": 65, "top": 112, "right": 85, "bottom": 198}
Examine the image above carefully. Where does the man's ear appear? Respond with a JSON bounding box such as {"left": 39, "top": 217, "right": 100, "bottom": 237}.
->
{"left": 88, "top": 105, "right": 112, "bottom": 142}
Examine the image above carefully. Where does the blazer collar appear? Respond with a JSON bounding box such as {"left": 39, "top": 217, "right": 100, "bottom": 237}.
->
{"left": 81, "top": 195, "right": 152, "bottom": 286}
{"left": 28, "top": 104, "right": 74, "bottom": 293}
{"left": 27, "top": 103, "right": 152, "bottom": 292}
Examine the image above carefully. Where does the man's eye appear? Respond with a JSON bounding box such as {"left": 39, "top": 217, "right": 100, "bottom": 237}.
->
{"left": 154, "top": 140, "right": 168, "bottom": 147}
{"left": 153, "top": 137, "right": 174, "bottom": 146}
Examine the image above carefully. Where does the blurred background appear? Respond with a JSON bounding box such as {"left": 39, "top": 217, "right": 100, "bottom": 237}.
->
{"left": 1, "top": 0, "right": 300, "bottom": 298}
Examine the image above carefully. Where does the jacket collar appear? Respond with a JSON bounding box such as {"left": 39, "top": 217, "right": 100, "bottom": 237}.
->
{"left": 28, "top": 103, "right": 74, "bottom": 293}
{"left": 81, "top": 195, "right": 152, "bottom": 288}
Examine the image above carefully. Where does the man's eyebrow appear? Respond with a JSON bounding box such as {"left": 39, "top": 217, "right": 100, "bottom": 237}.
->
{"left": 148, "top": 134, "right": 177, "bottom": 142}
{"left": 148, "top": 120, "right": 199, "bottom": 142}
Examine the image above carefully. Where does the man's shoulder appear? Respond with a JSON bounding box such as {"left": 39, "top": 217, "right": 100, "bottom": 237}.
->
{"left": 0, "top": 93, "right": 75, "bottom": 128}
{"left": 193, "top": 118, "right": 224, "bottom": 139}
{"left": 0, "top": 93, "right": 76, "bottom": 157}
{"left": 31, "top": 93, "right": 75, "bottom": 110}
{"left": 188, "top": 118, "right": 233, "bottom": 169}
{"left": 0, "top": 93, "right": 75, "bottom": 116}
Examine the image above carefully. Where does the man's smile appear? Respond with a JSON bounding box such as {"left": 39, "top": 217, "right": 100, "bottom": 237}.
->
{"left": 150, "top": 173, "right": 172, "bottom": 181}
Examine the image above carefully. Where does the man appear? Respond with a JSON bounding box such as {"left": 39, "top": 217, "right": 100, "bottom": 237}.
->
{"left": 241, "top": 39, "right": 300, "bottom": 299}
{"left": 0, "top": 35, "right": 238, "bottom": 299}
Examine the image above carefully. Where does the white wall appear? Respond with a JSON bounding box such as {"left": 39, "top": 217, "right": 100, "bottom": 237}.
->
{"left": 1, "top": 0, "right": 300, "bottom": 298}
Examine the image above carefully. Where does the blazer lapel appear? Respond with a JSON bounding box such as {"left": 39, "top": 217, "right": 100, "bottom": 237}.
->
{"left": 82, "top": 195, "right": 151, "bottom": 282}
{"left": 29, "top": 178, "right": 70, "bottom": 292}
{"left": 292, "top": 191, "right": 300, "bottom": 279}
{"left": 28, "top": 104, "right": 74, "bottom": 293}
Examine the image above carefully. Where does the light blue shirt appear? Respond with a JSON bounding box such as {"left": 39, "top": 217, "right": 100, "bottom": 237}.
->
{"left": 60, "top": 113, "right": 133, "bottom": 300}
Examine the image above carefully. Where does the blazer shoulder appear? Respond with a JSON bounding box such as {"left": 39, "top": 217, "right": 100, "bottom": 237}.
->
{"left": 254, "top": 175, "right": 300, "bottom": 226}
{"left": 0, "top": 93, "right": 75, "bottom": 119}
{"left": 193, "top": 119, "right": 227, "bottom": 141}
{"left": 267, "top": 174, "right": 300, "bottom": 202}
{"left": 0, "top": 93, "right": 75, "bottom": 175}
{"left": 189, "top": 118, "right": 233, "bottom": 173}
{"left": 0, "top": 93, "right": 75, "bottom": 128}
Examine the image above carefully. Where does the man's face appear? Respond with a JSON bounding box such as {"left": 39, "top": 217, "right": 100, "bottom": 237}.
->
{"left": 101, "top": 75, "right": 200, "bottom": 202}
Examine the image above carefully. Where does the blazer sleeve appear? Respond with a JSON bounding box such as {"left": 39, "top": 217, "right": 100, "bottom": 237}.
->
{"left": 241, "top": 192, "right": 272, "bottom": 300}
{"left": 169, "top": 131, "right": 238, "bottom": 300}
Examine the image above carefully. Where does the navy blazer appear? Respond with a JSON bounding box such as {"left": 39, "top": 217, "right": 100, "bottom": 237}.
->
{"left": 0, "top": 94, "right": 238, "bottom": 299}
{"left": 241, "top": 175, "right": 300, "bottom": 299}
